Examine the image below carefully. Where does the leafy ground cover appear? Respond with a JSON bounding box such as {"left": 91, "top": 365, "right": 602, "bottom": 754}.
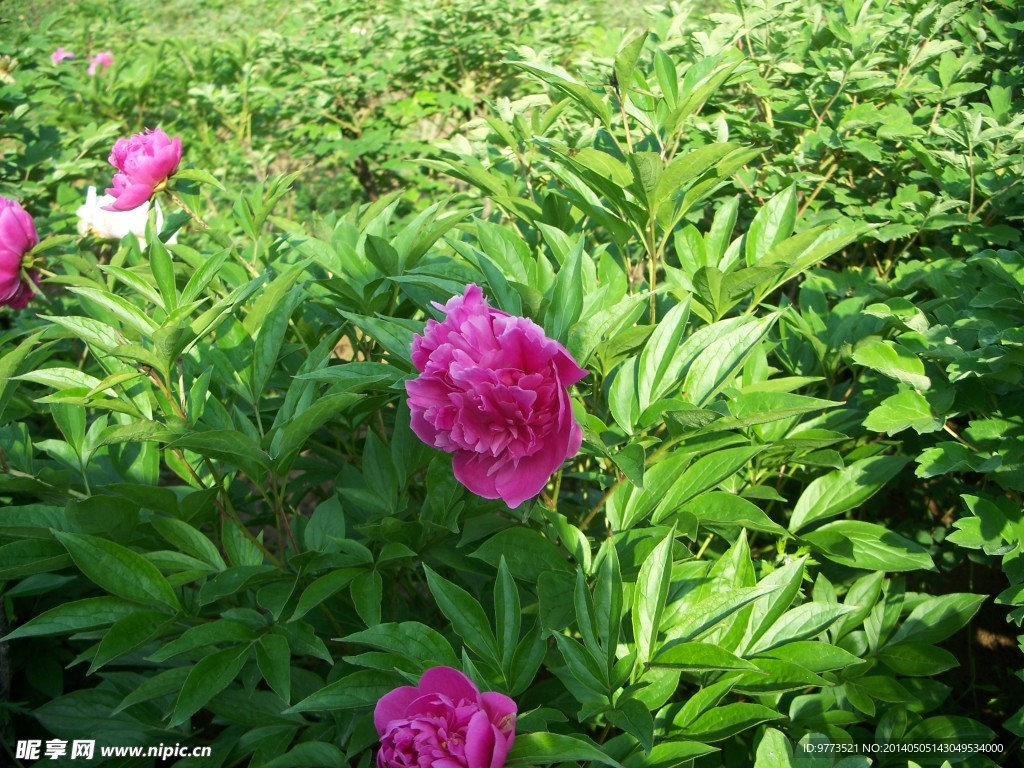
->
{"left": 1, "top": 0, "right": 1022, "bottom": 766}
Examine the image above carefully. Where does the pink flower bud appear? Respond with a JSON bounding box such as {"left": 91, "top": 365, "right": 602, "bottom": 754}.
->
{"left": 103, "top": 128, "right": 182, "bottom": 212}
{"left": 406, "top": 284, "right": 587, "bottom": 508}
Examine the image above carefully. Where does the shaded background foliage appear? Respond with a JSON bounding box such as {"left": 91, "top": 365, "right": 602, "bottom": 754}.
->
{"left": 1, "top": 0, "right": 1023, "bottom": 766}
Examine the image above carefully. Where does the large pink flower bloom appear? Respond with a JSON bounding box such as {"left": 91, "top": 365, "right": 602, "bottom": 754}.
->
{"left": 406, "top": 284, "right": 587, "bottom": 508}
{"left": 0, "top": 197, "right": 39, "bottom": 309}
{"left": 103, "top": 128, "right": 182, "bottom": 212}
{"left": 375, "top": 666, "right": 516, "bottom": 768}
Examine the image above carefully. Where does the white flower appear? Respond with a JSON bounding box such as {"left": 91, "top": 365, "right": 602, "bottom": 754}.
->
{"left": 76, "top": 186, "right": 177, "bottom": 246}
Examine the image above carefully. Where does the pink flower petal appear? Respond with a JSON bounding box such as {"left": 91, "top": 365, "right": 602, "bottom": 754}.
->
{"left": 464, "top": 710, "right": 496, "bottom": 768}
{"left": 417, "top": 666, "right": 480, "bottom": 702}
{"left": 373, "top": 685, "right": 419, "bottom": 735}
{"left": 101, "top": 182, "right": 155, "bottom": 212}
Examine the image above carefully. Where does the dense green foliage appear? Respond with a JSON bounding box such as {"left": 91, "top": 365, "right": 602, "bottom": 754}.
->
{"left": 1, "top": 0, "right": 1022, "bottom": 766}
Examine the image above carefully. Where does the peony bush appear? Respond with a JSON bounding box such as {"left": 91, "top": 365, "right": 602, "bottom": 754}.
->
{"left": 1, "top": 2, "right": 1022, "bottom": 767}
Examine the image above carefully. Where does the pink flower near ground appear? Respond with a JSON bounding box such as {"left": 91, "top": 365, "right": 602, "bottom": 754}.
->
{"left": 103, "top": 128, "right": 182, "bottom": 212}
{"left": 87, "top": 51, "right": 114, "bottom": 76}
{"left": 0, "top": 197, "right": 39, "bottom": 309}
{"left": 50, "top": 47, "right": 75, "bottom": 65}
{"left": 406, "top": 284, "right": 587, "bottom": 508}
{"left": 375, "top": 666, "right": 516, "bottom": 768}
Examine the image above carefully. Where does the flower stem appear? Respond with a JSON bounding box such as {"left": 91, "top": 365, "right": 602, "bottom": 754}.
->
{"left": 168, "top": 190, "right": 209, "bottom": 230}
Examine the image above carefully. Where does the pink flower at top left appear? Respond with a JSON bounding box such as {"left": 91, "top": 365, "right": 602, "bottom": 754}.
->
{"left": 103, "top": 128, "right": 182, "bottom": 212}
{"left": 0, "top": 197, "right": 39, "bottom": 309}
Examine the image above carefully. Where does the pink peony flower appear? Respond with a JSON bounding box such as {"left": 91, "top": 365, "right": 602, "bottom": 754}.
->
{"left": 87, "top": 50, "right": 113, "bottom": 76}
{"left": 103, "top": 128, "right": 182, "bottom": 212}
{"left": 0, "top": 197, "right": 39, "bottom": 309}
{"left": 406, "top": 284, "right": 587, "bottom": 508}
{"left": 50, "top": 47, "right": 75, "bottom": 65}
{"left": 375, "top": 666, "right": 516, "bottom": 768}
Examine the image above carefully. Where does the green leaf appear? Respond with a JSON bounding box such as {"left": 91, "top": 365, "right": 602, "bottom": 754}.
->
{"left": 789, "top": 455, "right": 911, "bottom": 533}
{"left": 852, "top": 340, "right": 930, "bottom": 391}
{"left": 594, "top": 539, "right": 623, "bottom": 667}
{"left": 256, "top": 633, "right": 292, "bottom": 703}
{"left": 755, "top": 641, "right": 865, "bottom": 673}
{"left": 260, "top": 743, "right": 348, "bottom": 768}
{"left": 1, "top": 597, "right": 139, "bottom": 641}
{"left": 747, "top": 603, "right": 854, "bottom": 654}
{"left": 290, "top": 568, "right": 362, "bottom": 621}
{"left": 863, "top": 390, "right": 942, "bottom": 435}
{"left": 512, "top": 61, "right": 612, "bottom": 127}
{"left": 679, "top": 492, "right": 788, "bottom": 536}
{"left": 147, "top": 620, "right": 257, "bottom": 662}
{"left": 678, "top": 702, "right": 784, "bottom": 742}
{"left": 424, "top": 565, "right": 499, "bottom": 663}
{"left": 878, "top": 643, "right": 958, "bottom": 676}
{"left": 904, "top": 716, "right": 996, "bottom": 746}
{"left": 495, "top": 557, "right": 521, "bottom": 672}
{"left": 754, "top": 728, "right": 794, "bottom": 768}
{"left": 607, "top": 698, "right": 654, "bottom": 754}
{"left": 653, "top": 642, "right": 761, "bottom": 672}
{"left": 303, "top": 496, "right": 347, "bottom": 552}
{"left": 285, "top": 670, "right": 401, "bottom": 713}
{"left": 151, "top": 518, "right": 226, "bottom": 571}
{"left": 609, "top": 357, "right": 640, "bottom": 434}
{"left": 682, "top": 313, "right": 780, "bottom": 405}
{"left": 803, "top": 521, "right": 934, "bottom": 572}
{"left": 506, "top": 732, "right": 624, "bottom": 767}
{"left": 174, "top": 168, "right": 225, "bottom": 190}
{"left": 745, "top": 186, "right": 797, "bottom": 266}
{"left": 611, "top": 443, "right": 646, "bottom": 489}
{"left": 543, "top": 240, "right": 583, "bottom": 345}
{"left": 149, "top": 236, "right": 178, "bottom": 311}
{"left": 342, "top": 622, "right": 459, "bottom": 667}
{"left": 632, "top": 530, "right": 674, "bottom": 667}
{"left": 915, "top": 442, "right": 1001, "bottom": 479}
{"left": 626, "top": 740, "right": 718, "bottom": 768}
{"left": 553, "top": 633, "right": 607, "bottom": 692}
{"left": 889, "top": 593, "right": 986, "bottom": 645}
{"left": 170, "top": 644, "right": 251, "bottom": 726}
{"left": 113, "top": 666, "right": 192, "bottom": 714}
{"left": 54, "top": 531, "right": 180, "bottom": 612}
{"left": 0, "top": 539, "right": 72, "bottom": 579}
{"left": 668, "top": 583, "right": 778, "bottom": 643}
{"left": 0, "top": 330, "right": 46, "bottom": 421}
{"left": 653, "top": 446, "right": 764, "bottom": 524}
{"left": 614, "top": 31, "right": 648, "bottom": 100}
{"left": 168, "top": 430, "right": 271, "bottom": 480}
{"left": 351, "top": 569, "right": 383, "bottom": 627}
{"left": 89, "top": 610, "right": 168, "bottom": 673}
{"left": 271, "top": 392, "right": 364, "bottom": 466}
{"left": 638, "top": 301, "right": 691, "bottom": 412}
{"left": 471, "top": 528, "right": 573, "bottom": 582}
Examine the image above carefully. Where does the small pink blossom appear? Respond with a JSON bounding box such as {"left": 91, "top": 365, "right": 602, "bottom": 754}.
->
{"left": 0, "top": 197, "right": 40, "bottom": 309}
{"left": 50, "top": 48, "right": 75, "bottom": 65}
{"left": 375, "top": 666, "right": 517, "bottom": 768}
{"left": 87, "top": 51, "right": 114, "bottom": 76}
{"left": 103, "top": 128, "right": 182, "bottom": 212}
{"left": 406, "top": 284, "right": 587, "bottom": 508}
